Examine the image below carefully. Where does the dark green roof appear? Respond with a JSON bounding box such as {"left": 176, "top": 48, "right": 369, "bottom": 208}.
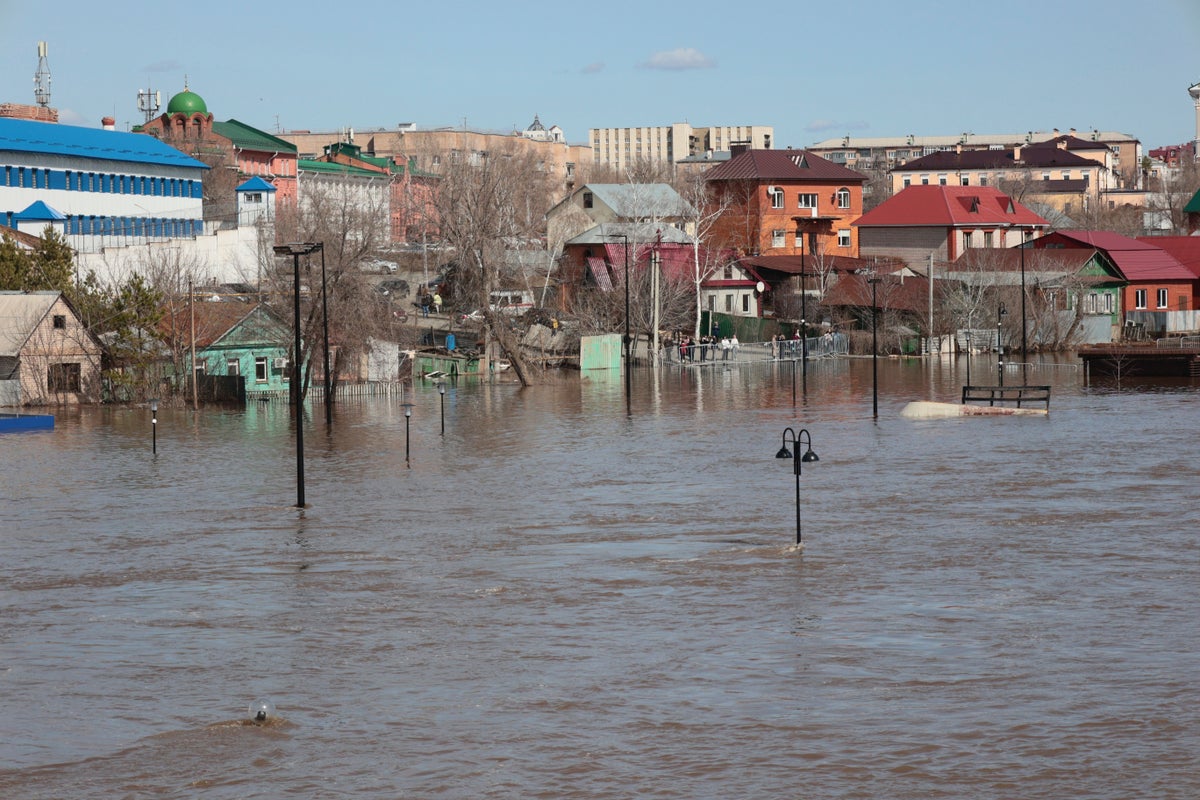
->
{"left": 298, "top": 159, "right": 384, "bottom": 177}
{"left": 213, "top": 119, "right": 297, "bottom": 153}
{"left": 1184, "top": 188, "right": 1200, "bottom": 214}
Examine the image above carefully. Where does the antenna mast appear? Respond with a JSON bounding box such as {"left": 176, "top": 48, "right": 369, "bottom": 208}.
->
{"left": 138, "top": 86, "right": 162, "bottom": 122}
{"left": 34, "top": 42, "right": 51, "bottom": 107}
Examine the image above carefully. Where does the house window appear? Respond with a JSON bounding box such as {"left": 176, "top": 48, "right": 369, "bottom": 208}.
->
{"left": 769, "top": 188, "right": 784, "bottom": 209}
{"left": 772, "top": 229, "right": 786, "bottom": 248}
{"left": 921, "top": 175, "right": 930, "bottom": 185}
{"left": 52, "top": 314, "right": 66, "bottom": 329}
{"left": 1104, "top": 293, "right": 1114, "bottom": 313}
{"left": 1135, "top": 289, "right": 1147, "bottom": 309}
{"left": 961, "top": 176, "right": 970, "bottom": 186}
{"left": 583, "top": 192, "right": 594, "bottom": 209}
{"left": 226, "top": 359, "right": 240, "bottom": 376}
{"left": 48, "top": 362, "right": 81, "bottom": 393}
{"left": 836, "top": 188, "right": 851, "bottom": 209}
{"left": 245, "top": 192, "right": 262, "bottom": 203}
{"left": 707, "top": 295, "right": 715, "bottom": 310}
{"left": 797, "top": 193, "right": 818, "bottom": 209}
{"left": 742, "top": 294, "right": 750, "bottom": 313}
{"left": 725, "top": 294, "right": 733, "bottom": 312}
{"left": 938, "top": 174, "right": 948, "bottom": 186}
{"left": 1157, "top": 288, "right": 1168, "bottom": 309}
{"left": 902, "top": 177, "right": 911, "bottom": 188}
{"left": 255, "top": 357, "right": 268, "bottom": 382}
{"left": 979, "top": 176, "right": 989, "bottom": 186}
{"left": 838, "top": 229, "right": 851, "bottom": 247}
{"left": 984, "top": 231, "right": 994, "bottom": 248}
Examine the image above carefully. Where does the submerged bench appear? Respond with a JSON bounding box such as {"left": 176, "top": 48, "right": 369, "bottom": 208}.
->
{"left": 961, "top": 384, "right": 1051, "bottom": 410}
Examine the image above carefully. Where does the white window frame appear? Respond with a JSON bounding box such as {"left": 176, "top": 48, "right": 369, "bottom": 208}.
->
{"left": 836, "top": 188, "right": 851, "bottom": 209}
{"left": 837, "top": 229, "right": 851, "bottom": 247}
{"left": 797, "top": 193, "right": 818, "bottom": 209}
{"left": 1157, "top": 288, "right": 1168, "bottom": 309}
{"left": 771, "top": 229, "right": 786, "bottom": 248}
{"left": 1135, "top": 289, "right": 1147, "bottom": 309}
{"left": 769, "top": 188, "right": 784, "bottom": 209}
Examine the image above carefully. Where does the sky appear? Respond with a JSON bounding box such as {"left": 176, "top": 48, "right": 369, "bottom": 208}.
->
{"left": 2, "top": 0, "right": 1199, "bottom": 152}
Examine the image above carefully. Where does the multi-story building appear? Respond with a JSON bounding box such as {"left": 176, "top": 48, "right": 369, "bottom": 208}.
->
{"left": 589, "top": 123, "right": 773, "bottom": 171}
{"left": 702, "top": 145, "right": 867, "bottom": 259}
{"left": 280, "top": 117, "right": 589, "bottom": 193}
{"left": 809, "top": 128, "right": 1141, "bottom": 189}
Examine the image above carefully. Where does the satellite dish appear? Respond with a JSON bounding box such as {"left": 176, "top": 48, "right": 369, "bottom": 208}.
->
{"left": 755, "top": 281, "right": 765, "bottom": 293}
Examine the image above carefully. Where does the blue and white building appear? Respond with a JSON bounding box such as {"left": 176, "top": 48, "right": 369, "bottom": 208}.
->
{"left": 0, "top": 116, "right": 207, "bottom": 246}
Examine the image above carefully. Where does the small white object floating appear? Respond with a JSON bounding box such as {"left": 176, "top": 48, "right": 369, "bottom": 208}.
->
{"left": 900, "top": 401, "right": 1047, "bottom": 419}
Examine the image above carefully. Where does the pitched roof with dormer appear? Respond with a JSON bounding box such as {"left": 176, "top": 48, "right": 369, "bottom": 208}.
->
{"left": 853, "top": 186, "right": 1048, "bottom": 228}
{"left": 704, "top": 148, "right": 867, "bottom": 183}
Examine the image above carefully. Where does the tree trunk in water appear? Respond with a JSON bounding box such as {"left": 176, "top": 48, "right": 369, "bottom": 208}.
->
{"left": 483, "top": 309, "right": 537, "bottom": 386}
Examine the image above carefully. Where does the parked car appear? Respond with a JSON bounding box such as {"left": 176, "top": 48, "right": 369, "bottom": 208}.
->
{"left": 375, "top": 279, "right": 410, "bottom": 298}
{"left": 366, "top": 259, "right": 399, "bottom": 274}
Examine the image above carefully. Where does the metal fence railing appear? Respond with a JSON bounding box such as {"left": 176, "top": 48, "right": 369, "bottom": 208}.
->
{"left": 660, "top": 334, "right": 849, "bottom": 366}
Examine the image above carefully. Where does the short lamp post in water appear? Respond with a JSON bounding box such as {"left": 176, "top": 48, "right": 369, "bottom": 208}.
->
{"left": 438, "top": 383, "right": 446, "bottom": 436}
{"left": 997, "top": 303, "right": 1009, "bottom": 387}
{"left": 775, "top": 427, "right": 819, "bottom": 546}
{"left": 402, "top": 402, "right": 414, "bottom": 465}
{"left": 150, "top": 398, "right": 159, "bottom": 454}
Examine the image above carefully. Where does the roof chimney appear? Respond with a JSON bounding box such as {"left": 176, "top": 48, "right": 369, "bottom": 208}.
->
{"left": 101, "top": 116, "right": 115, "bottom": 130}
{"left": 730, "top": 142, "right": 749, "bottom": 157}
{"left": 1013, "top": 145, "right": 1022, "bottom": 162}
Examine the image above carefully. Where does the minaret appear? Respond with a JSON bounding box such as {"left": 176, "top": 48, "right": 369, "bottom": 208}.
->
{"left": 1190, "top": 80, "right": 1200, "bottom": 158}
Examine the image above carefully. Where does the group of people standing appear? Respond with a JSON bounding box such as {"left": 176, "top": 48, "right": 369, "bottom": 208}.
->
{"left": 664, "top": 331, "right": 740, "bottom": 362}
{"left": 418, "top": 290, "right": 443, "bottom": 317}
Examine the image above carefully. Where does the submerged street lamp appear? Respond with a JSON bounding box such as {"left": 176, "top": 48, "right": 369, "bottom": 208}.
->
{"left": 402, "top": 402, "right": 414, "bottom": 466}
{"left": 438, "top": 383, "right": 446, "bottom": 436}
{"left": 868, "top": 273, "right": 882, "bottom": 419}
{"left": 997, "top": 303, "right": 1009, "bottom": 387}
{"left": 149, "top": 398, "right": 159, "bottom": 454}
{"left": 274, "top": 241, "right": 323, "bottom": 508}
{"left": 774, "top": 427, "right": 820, "bottom": 546}
{"left": 606, "top": 232, "right": 632, "bottom": 414}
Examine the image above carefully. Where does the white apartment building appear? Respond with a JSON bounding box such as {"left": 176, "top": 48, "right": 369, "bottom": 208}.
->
{"left": 589, "top": 123, "right": 773, "bottom": 170}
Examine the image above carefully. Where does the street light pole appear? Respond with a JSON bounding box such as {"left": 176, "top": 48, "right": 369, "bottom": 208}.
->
{"left": 800, "top": 233, "right": 808, "bottom": 392}
{"left": 150, "top": 398, "right": 158, "bottom": 454}
{"left": 997, "top": 303, "right": 1009, "bottom": 387}
{"left": 274, "top": 241, "right": 323, "bottom": 508}
{"left": 320, "top": 246, "right": 331, "bottom": 427}
{"left": 868, "top": 274, "right": 881, "bottom": 418}
{"left": 1019, "top": 228, "right": 1028, "bottom": 384}
{"left": 775, "top": 427, "right": 819, "bottom": 545}
{"left": 607, "top": 232, "right": 632, "bottom": 413}
{"left": 439, "top": 383, "right": 446, "bottom": 436}
{"left": 402, "top": 402, "right": 414, "bottom": 466}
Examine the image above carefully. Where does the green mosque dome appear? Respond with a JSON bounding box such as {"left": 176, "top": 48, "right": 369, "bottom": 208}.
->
{"left": 167, "top": 87, "right": 208, "bottom": 115}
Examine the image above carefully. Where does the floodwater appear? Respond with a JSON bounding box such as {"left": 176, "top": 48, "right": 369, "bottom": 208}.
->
{"left": 1, "top": 355, "right": 1197, "bottom": 799}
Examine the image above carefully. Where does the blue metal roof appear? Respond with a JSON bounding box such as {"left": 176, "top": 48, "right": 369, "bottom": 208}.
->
{"left": 0, "top": 118, "right": 209, "bottom": 171}
{"left": 14, "top": 201, "right": 66, "bottom": 220}
{"left": 236, "top": 176, "right": 276, "bottom": 192}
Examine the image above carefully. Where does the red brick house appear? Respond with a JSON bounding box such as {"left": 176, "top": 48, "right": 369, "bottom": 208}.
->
{"left": 703, "top": 145, "right": 868, "bottom": 260}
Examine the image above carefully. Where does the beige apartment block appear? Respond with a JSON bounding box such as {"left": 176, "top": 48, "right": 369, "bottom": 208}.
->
{"left": 589, "top": 123, "right": 774, "bottom": 170}
{"left": 279, "top": 124, "right": 592, "bottom": 190}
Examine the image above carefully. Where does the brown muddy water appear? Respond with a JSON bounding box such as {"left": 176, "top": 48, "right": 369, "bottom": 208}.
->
{"left": 1, "top": 356, "right": 1197, "bottom": 799}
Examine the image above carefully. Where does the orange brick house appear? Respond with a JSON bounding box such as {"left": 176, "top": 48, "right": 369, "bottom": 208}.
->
{"left": 702, "top": 145, "right": 868, "bottom": 260}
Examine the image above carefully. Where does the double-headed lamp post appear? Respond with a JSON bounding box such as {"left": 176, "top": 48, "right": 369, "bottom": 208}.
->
{"left": 606, "top": 232, "right": 632, "bottom": 412}
{"left": 868, "top": 273, "right": 882, "bottom": 418}
{"left": 775, "top": 427, "right": 819, "bottom": 546}
{"left": 273, "top": 241, "right": 323, "bottom": 508}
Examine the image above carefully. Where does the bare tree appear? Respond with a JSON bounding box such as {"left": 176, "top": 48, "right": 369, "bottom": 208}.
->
{"left": 678, "top": 174, "right": 733, "bottom": 339}
{"left": 432, "top": 142, "right": 556, "bottom": 386}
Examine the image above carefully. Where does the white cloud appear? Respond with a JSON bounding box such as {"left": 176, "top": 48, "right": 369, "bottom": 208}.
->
{"left": 638, "top": 48, "right": 715, "bottom": 71}
{"left": 581, "top": 61, "right": 605, "bottom": 74}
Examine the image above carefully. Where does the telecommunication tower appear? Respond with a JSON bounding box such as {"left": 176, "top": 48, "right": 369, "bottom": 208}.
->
{"left": 138, "top": 87, "right": 162, "bottom": 122}
{"left": 34, "top": 41, "right": 51, "bottom": 107}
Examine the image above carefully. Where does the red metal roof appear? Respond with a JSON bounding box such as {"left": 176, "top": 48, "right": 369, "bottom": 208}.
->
{"left": 1136, "top": 236, "right": 1200, "bottom": 279}
{"left": 853, "top": 185, "right": 1049, "bottom": 228}
{"left": 703, "top": 148, "right": 867, "bottom": 183}
{"left": 823, "top": 273, "right": 932, "bottom": 314}
{"left": 1036, "top": 231, "right": 1194, "bottom": 281}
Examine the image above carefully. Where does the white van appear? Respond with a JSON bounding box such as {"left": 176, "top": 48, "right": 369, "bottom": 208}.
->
{"left": 489, "top": 290, "right": 534, "bottom": 315}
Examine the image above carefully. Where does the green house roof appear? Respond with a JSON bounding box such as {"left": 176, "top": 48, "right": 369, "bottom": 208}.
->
{"left": 213, "top": 119, "right": 297, "bottom": 153}
{"left": 1184, "top": 188, "right": 1200, "bottom": 214}
{"left": 298, "top": 159, "right": 385, "bottom": 178}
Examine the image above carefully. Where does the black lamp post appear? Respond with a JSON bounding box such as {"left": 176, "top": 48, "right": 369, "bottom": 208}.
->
{"left": 964, "top": 329, "right": 972, "bottom": 387}
{"left": 150, "top": 398, "right": 158, "bottom": 454}
{"left": 438, "top": 383, "right": 446, "bottom": 436}
{"left": 319, "top": 246, "right": 331, "bottom": 427}
{"left": 274, "top": 241, "right": 323, "bottom": 509}
{"left": 1018, "top": 228, "right": 1028, "bottom": 384}
{"left": 997, "top": 303, "right": 1009, "bottom": 387}
{"left": 800, "top": 233, "right": 808, "bottom": 392}
{"left": 607, "top": 232, "right": 632, "bottom": 413}
{"left": 775, "top": 427, "right": 819, "bottom": 545}
{"left": 402, "top": 402, "right": 414, "bottom": 465}
{"left": 868, "top": 274, "right": 882, "bottom": 418}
